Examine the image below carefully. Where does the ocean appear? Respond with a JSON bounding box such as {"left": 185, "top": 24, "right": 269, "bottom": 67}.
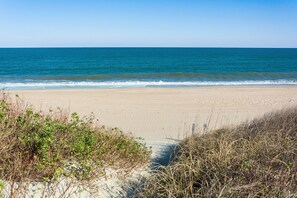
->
{"left": 0, "top": 48, "right": 297, "bottom": 90}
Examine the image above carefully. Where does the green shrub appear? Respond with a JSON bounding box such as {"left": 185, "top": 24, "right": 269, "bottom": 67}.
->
{"left": 0, "top": 93, "right": 150, "bottom": 182}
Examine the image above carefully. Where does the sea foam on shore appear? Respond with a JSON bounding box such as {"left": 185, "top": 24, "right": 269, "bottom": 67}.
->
{"left": 1, "top": 80, "right": 297, "bottom": 90}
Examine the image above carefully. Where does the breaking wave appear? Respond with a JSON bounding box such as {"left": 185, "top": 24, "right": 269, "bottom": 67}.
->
{"left": 1, "top": 80, "right": 297, "bottom": 90}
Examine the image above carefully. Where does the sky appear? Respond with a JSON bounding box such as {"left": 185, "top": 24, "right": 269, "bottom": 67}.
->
{"left": 0, "top": 0, "right": 297, "bottom": 47}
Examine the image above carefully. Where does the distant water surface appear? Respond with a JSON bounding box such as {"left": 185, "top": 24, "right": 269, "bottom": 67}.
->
{"left": 0, "top": 48, "right": 296, "bottom": 90}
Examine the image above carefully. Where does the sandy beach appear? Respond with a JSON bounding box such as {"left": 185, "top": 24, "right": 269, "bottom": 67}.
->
{"left": 10, "top": 86, "right": 297, "bottom": 141}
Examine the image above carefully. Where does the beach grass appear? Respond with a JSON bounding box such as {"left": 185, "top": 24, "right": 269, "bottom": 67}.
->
{"left": 0, "top": 92, "right": 151, "bottom": 196}
{"left": 135, "top": 107, "right": 297, "bottom": 197}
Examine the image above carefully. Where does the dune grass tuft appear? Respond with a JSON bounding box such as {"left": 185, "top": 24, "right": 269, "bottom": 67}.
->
{"left": 136, "top": 107, "right": 297, "bottom": 197}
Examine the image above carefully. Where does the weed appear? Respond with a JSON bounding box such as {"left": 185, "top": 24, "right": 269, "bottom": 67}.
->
{"left": 0, "top": 92, "right": 151, "bottom": 189}
{"left": 136, "top": 107, "right": 297, "bottom": 197}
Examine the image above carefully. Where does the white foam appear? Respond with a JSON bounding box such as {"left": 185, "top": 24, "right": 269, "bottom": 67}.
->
{"left": 1, "top": 80, "right": 297, "bottom": 90}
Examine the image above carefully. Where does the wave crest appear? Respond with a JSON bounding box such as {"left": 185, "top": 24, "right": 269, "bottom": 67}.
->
{"left": 1, "top": 80, "right": 297, "bottom": 90}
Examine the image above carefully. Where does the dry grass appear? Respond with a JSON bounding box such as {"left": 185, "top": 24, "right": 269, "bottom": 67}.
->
{"left": 0, "top": 92, "right": 151, "bottom": 197}
{"left": 135, "top": 107, "right": 297, "bottom": 197}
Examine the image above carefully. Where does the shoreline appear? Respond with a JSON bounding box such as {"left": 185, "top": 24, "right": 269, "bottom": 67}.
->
{"left": 5, "top": 84, "right": 297, "bottom": 92}
{"left": 9, "top": 86, "right": 297, "bottom": 141}
{"left": 2, "top": 83, "right": 297, "bottom": 91}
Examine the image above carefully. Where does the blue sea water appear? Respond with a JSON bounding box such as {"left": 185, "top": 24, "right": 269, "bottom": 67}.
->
{"left": 0, "top": 48, "right": 297, "bottom": 90}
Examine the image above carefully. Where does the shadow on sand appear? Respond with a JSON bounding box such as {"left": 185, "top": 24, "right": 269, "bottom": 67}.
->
{"left": 150, "top": 142, "right": 178, "bottom": 168}
{"left": 125, "top": 141, "right": 179, "bottom": 197}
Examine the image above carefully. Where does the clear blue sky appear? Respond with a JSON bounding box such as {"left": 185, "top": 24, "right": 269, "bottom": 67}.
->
{"left": 0, "top": 0, "right": 296, "bottom": 47}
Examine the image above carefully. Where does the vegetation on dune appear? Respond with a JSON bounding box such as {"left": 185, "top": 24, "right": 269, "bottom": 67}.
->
{"left": 0, "top": 93, "right": 151, "bottom": 183}
{"left": 136, "top": 107, "right": 297, "bottom": 197}
{"left": 2, "top": 90, "right": 296, "bottom": 197}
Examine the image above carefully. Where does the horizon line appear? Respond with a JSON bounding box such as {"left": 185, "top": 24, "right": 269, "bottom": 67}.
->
{"left": 0, "top": 46, "right": 297, "bottom": 49}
